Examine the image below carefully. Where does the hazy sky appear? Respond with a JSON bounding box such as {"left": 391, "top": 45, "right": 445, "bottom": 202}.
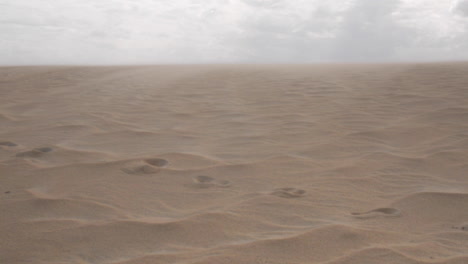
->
{"left": 1, "top": 0, "right": 467, "bottom": 64}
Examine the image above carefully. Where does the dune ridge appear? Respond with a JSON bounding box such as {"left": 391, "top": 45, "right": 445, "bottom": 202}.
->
{"left": 1, "top": 63, "right": 468, "bottom": 263}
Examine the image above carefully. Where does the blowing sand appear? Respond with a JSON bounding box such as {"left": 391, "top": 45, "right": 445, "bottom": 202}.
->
{"left": 1, "top": 63, "right": 468, "bottom": 264}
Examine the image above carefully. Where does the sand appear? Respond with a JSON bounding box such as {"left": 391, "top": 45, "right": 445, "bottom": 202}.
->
{"left": 1, "top": 63, "right": 468, "bottom": 264}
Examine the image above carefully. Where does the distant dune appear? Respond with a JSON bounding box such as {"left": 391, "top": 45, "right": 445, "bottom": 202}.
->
{"left": 1, "top": 63, "right": 468, "bottom": 264}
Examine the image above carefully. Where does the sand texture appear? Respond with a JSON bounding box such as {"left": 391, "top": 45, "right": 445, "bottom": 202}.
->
{"left": 1, "top": 63, "right": 468, "bottom": 264}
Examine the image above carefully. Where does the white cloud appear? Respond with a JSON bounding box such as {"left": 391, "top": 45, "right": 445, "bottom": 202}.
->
{"left": 0, "top": 0, "right": 467, "bottom": 64}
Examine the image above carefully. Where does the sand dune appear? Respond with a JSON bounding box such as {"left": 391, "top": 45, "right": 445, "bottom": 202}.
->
{"left": 1, "top": 63, "right": 468, "bottom": 263}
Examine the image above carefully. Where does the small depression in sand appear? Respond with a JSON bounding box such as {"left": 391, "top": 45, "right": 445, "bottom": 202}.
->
{"left": 16, "top": 147, "right": 54, "bottom": 158}
{"left": 0, "top": 141, "right": 18, "bottom": 147}
{"left": 352, "top": 207, "right": 401, "bottom": 218}
{"left": 191, "top": 175, "right": 232, "bottom": 188}
{"left": 121, "top": 158, "right": 168, "bottom": 175}
{"left": 271, "top": 187, "right": 306, "bottom": 198}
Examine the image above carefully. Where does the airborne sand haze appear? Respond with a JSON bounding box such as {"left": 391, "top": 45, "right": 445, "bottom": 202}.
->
{"left": 1, "top": 63, "right": 468, "bottom": 263}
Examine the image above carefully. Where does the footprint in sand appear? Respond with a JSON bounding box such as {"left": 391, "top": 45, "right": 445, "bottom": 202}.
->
{"left": 452, "top": 224, "right": 468, "bottom": 231}
{"left": 192, "top": 175, "right": 231, "bottom": 188}
{"left": 351, "top": 207, "right": 401, "bottom": 218}
{"left": 36, "top": 147, "right": 53, "bottom": 153}
{"left": 122, "top": 158, "right": 168, "bottom": 175}
{"left": 122, "top": 164, "right": 160, "bottom": 175}
{"left": 144, "top": 158, "right": 168, "bottom": 167}
{"left": 16, "top": 147, "right": 54, "bottom": 158}
{"left": 0, "top": 141, "right": 17, "bottom": 147}
{"left": 271, "top": 187, "right": 306, "bottom": 198}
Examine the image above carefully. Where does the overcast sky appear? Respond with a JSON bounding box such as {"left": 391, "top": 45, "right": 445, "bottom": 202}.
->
{"left": 1, "top": 0, "right": 467, "bottom": 64}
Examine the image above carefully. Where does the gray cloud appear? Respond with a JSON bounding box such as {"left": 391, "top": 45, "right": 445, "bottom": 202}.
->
{"left": 454, "top": 0, "right": 468, "bottom": 16}
{"left": 0, "top": 0, "right": 467, "bottom": 64}
{"left": 331, "top": 0, "right": 419, "bottom": 61}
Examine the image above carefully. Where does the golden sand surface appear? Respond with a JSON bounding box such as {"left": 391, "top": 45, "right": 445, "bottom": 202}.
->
{"left": 1, "top": 63, "right": 468, "bottom": 264}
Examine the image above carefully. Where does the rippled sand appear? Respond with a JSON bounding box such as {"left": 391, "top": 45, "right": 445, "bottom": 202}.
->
{"left": 1, "top": 63, "right": 468, "bottom": 264}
